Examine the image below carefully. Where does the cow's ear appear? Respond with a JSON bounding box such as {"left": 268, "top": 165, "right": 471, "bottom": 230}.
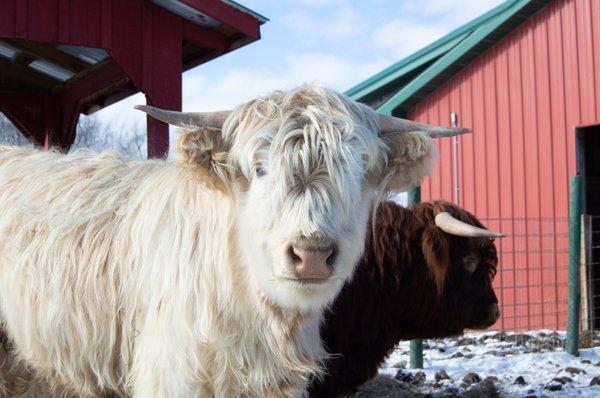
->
{"left": 421, "top": 225, "right": 450, "bottom": 294}
{"left": 376, "top": 132, "right": 436, "bottom": 194}
{"left": 176, "top": 128, "right": 232, "bottom": 191}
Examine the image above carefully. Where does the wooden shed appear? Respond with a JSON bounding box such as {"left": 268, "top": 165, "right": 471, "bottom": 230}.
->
{"left": 0, "top": 0, "right": 267, "bottom": 157}
{"left": 348, "top": 0, "right": 600, "bottom": 331}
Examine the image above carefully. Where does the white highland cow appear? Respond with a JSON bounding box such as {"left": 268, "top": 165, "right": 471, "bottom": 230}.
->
{"left": 0, "top": 86, "right": 467, "bottom": 397}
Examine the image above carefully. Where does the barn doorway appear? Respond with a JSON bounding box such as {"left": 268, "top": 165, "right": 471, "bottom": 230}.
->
{"left": 577, "top": 124, "right": 600, "bottom": 330}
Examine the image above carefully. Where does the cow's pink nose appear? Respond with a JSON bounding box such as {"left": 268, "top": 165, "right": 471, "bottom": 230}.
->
{"left": 288, "top": 242, "right": 336, "bottom": 282}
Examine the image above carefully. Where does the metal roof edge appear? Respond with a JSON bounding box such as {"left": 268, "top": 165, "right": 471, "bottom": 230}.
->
{"left": 220, "top": 0, "right": 269, "bottom": 24}
{"left": 345, "top": 0, "right": 521, "bottom": 99}
{"left": 347, "top": 31, "right": 470, "bottom": 101}
{"left": 376, "top": 0, "right": 548, "bottom": 115}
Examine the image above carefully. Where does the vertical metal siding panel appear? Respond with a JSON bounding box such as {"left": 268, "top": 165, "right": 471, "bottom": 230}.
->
{"left": 592, "top": 0, "right": 600, "bottom": 120}
{"left": 559, "top": 0, "right": 582, "bottom": 329}
{"left": 460, "top": 69, "right": 476, "bottom": 214}
{"left": 482, "top": 50, "right": 503, "bottom": 327}
{"left": 471, "top": 66, "right": 488, "bottom": 217}
{"left": 448, "top": 79, "right": 462, "bottom": 205}
{"left": 483, "top": 53, "right": 500, "bottom": 221}
{"left": 562, "top": 0, "right": 581, "bottom": 173}
{"left": 438, "top": 94, "right": 453, "bottom": 201}
{"left": 428, "top": 100, "right": 442, "bottom": 200}
{"left": 410, "top": 103, "right": 433, "bottom": 201}
{"left": 522, "top": 25, "right": 543, "bottom": 330}
{"left": 534, "top": 11, "right": 559, "bottom": 330}
{"left": 575, "top": 0, "right": 597, "bottom": 124}
{"left": 495, "top": 45, "right": 514, "bottom": 331}
{"left": 547, "top": 0, "right": 570, "bottom": 332}
{"left": 506, "top": 34, "right": 527, "bottom": 331}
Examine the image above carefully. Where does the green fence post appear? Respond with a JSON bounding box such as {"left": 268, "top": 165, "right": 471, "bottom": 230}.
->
{"left": 408, "top": 186, "right": 423, "bottom": 368}
{"left": 566, "top": 176, "right": 582, "bottom": 356}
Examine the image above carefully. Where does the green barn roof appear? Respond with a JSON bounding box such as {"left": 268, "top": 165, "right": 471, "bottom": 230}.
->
{"left": 346, "top": 0, "right": 551, "bottom": 116}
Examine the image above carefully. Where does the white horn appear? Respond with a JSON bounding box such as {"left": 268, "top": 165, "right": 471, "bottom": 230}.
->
{"left": 135, "top": 105, "right": 231, "bottom": 129}
{"left": 378, "top": 114, "right": 471, "bottom": 138}
{"left": 434, "top": 212, "right": 504, "bottom": 238}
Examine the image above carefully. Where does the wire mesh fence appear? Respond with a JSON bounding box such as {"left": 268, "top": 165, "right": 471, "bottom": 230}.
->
{"left": 482, "top": 217, "right": 569, "bottom": 331}
{"left": 477, "top": 216, "right": 572, "bottom": 350}
{"left": 582, "top": 214, "right": 600, "bottom": 348}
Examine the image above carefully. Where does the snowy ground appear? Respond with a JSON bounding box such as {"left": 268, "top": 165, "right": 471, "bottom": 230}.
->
{"left": 356, "top": 330, "right": 600, "bottom": 397}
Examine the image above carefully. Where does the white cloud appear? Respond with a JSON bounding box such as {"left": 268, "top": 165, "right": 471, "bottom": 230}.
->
{"left": 294, "top": 0, "right": 345, "bottom": 6}
{"left": 371, "top": 0, "right": 504, "bottom": 59}
{"left": 372, "top": 19, "right": 447, "bottom": 59}
{"left": 181, "top": 52, "right": 388, "bottom": 111}
{"left": 281, "top": 6, "right": 367, "bottom": 43}
{"left": 398, "top": 0, "right": 503, "bottom": 21}
{"left": 96, "top": 51, "right": 388, "bottom": 127}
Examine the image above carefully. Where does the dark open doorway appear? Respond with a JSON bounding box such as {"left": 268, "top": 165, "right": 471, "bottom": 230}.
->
{"left": 577, "top": 124, "right": 600, "bottom": 330}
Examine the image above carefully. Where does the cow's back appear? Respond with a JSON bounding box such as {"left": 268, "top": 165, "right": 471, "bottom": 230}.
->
{"left": 0, "top": 148, "right": 167, "bottom": 396}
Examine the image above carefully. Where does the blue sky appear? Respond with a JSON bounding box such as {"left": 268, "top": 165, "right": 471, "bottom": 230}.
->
{"left": 96, "top": 0, "right": 504, "bottom": 125}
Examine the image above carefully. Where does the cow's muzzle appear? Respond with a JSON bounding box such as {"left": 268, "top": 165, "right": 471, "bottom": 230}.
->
{"left": 286, "top": 239, "right": 337, "bottom": 283}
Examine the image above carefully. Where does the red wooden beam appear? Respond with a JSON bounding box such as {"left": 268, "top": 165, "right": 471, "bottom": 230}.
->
{"left": 183, "top": 20, "right": 231, "bottom": 51}
{"left": 44, "top": 98, "right": 80, "bottom": 150}
{"left": 179, "top": 0, "right": 261, "bottom": 39}
{"left": 59, "top": 62, "right": 128, "bottom": 105}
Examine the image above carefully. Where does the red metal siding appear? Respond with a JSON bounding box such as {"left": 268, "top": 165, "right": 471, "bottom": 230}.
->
{"left": 409, "top": 0, "right": 599, "bottom": 330}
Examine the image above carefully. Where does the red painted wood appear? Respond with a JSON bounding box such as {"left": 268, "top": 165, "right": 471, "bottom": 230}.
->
{"left": 0, "top": 91, "right": 79, "bottom": 149}
{"left": 183, "top": 20, "right": 231, "bottom": 50}
{"left": 0, "top": 0, "right": 263, "bottom": 157}
{"left": 408, "top": 0, "right": 599, "bottom": 330}
{"left": 59, "top": 63, "right": 127, "bottom": 105}
{"left": 58, "top": 0, "right": 70, "bottom": 43}
{"left": 101, "top": 0, "right": 112, "bottom": 49}
{"left": 27, "top": 0, "right": 58, "bottom": 42}
{"left": 0, "top": 91, "right": 45, "bottom": 143}
{"left": 0, "top": 0, "right": 16, "bottom": 38}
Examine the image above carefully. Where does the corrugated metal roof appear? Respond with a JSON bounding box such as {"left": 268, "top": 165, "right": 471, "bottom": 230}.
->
{"left": 220, "top": 0, "right": 269, "bottom": 24}
{"left": 346, "top": 0, "right": 552, "bottom": 116}
{"left": 55, "top": 44, "right": 108, "bottom": 64}
{"left": 0, "top": 42, "right": 17, "bottom": 60}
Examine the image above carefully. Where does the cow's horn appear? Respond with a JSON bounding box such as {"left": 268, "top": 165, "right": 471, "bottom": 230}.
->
{"left": 434, "top": 212, "right": 504, "bottom": 238}
{"left": 379, "top": 114, "right": 471, "bottom": 138}
{"left": 135, "top": 105, "right": 231, "bottom": 129}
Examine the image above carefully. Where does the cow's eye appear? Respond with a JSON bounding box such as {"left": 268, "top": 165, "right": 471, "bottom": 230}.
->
{"left": 255, "top": 166, "right": 266, "bottom": 177}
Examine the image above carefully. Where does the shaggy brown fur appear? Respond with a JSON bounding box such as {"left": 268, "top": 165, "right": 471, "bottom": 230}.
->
{"left": 308, "top": 201, "right": 499, "bottom": 397}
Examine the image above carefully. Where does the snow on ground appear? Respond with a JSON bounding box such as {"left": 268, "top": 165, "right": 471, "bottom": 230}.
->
{"left": 374, "top": 330, "right": 600, "bottom": 397}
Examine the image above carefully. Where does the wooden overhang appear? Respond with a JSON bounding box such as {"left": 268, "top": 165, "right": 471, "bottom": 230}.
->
{"left": 0, "top": 0, "right": 267, "bottom": 157}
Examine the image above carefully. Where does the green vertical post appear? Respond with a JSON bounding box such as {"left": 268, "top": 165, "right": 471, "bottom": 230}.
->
{"left": 407, "top": 186, "right": 421, "bottom": 205}
{"left": 408, "top": 186, "right": 423, "bottom": 368}
{"left": 566, "top": 176, "right": 582, "bottom": 356}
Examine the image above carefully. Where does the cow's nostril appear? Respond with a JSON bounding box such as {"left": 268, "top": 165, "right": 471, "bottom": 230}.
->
{"left": 287, "top": 245, "right": 302, "bottom": 263}
{"left": 325, "top": 245, "right": 337, "bottom": 267}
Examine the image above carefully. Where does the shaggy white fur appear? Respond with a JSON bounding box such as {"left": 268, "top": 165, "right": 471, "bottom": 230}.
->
{"left": 0, "top": 86, "right": 435, "bottom": 397}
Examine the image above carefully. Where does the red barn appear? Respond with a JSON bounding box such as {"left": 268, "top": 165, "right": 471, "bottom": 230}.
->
{"left": 348, "top": 0, "right": 599, "bottom": 331}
